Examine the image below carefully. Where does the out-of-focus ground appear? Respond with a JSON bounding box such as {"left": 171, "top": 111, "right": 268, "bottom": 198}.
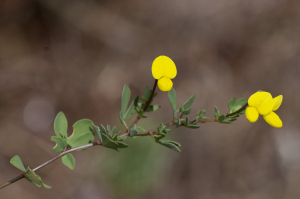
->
{"left": 0, "top": 0, "right": 300, "bottom": 198}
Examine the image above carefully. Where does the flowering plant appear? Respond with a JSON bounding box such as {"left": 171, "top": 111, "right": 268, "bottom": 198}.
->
{"left": 0, "top": 56, "right": 282, "bottom": 190}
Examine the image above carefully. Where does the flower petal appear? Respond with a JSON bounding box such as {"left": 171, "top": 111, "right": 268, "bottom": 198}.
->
{"left": 157, "top": 77, "right": 173, "bottom": 92}
{"left": 263, "top": 111, "right": 282, "bottom": 128}
{"left": 248, "top": 91, "right": 272, "bottom": 108}
{"left": 245, "top": 107, "right": 259, "bottom": 123}
{"left": 272, "top": 95, "right": 283, "bottom": 111}
{"left": 152, "top": 56, "right": 165, "bottom": 79}
{"left": 162, "top": 56, "right": 177, "bottom": 79}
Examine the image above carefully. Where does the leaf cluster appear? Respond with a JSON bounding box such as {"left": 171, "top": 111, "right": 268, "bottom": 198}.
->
{"left": 214, "top": 97, "right": 247, "bottom": 124}
{"left": 10, "top": 156, "right": 51, "bottom": 189}
{"left": 93, "top": 124, "right": 128, "bottom": 151}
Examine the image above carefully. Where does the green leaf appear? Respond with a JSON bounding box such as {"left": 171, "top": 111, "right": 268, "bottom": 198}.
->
{"left": 176, "top": 118, "right": 180, "bottom": 128}
{"left": 182, "top": 108, "right": 191, "bottom": 115}
{"left": 54, "top": 112, "right": 68, "bottom": 138}
{"left": 239, "top": 108, "right": 246, "bottom": 114}
{"left": 157, "top": 123, "right": 164, "bottom": 133}
{"left": 182, "top": 95, "right": 195, "bottom": 110}
{"left": 117, "top": 136, "right": 127, "bottom": 141}
{"left": 121, "top": 85, "right": 131, "bottom": 117}
{"left": 186, "top": 125, "right": 200, "bottom": 129}
{"left": 168, "top": 141, "right": 181, "bottom": 147}
{"left": 129, "top": 124, "right": 137, "bottom": 137}
{"left": 37, "top": 177, "right": 51, "bottom": 189}
{"left": 100, "top": 124, "right": 107, "bottom": 136}
{"left": 119, "top": 112, "right": 124, "bottom": 124}
{"left": 144, "top": 86, "right": 152, "bottom": 100}
{"left": 136, "top": 126, "right": 146, "bottom": 133}
{"left": 214, "top": 106, "right": 220, "bottom": 118}
{"left": 158, "top": 140, "right": 181, "bottom": 152}
{"left": 168, "top": 88, "right": 177, "bottom": 118}
{"left": 232, "top": 97, "right": 247, "bottom": 111}
{"left": 25, "top": 168, "right": 52, "bottom": 189}
{"left": 102, "top": 134, "right": 119, "bottom": 151}
{"left": 93, "top": 125, "right": 101, "bottom": 141}
{"left": 145, "top": 105, "right": 160, "bottom": 112}
{"left": 62, "top": 153, "right": 75, "bottom": 170}
{"left": 111, "top": 126, "right": 116, "bottom": 137}
{"left": 228, "top": 97, "right": 236, "bottom": 109}
{"left": 136, "top": 108, "right": 148, "bottom": 118}
{"left": 218, "top": 115, "right": 226, "bottom": 122}
{"left": 36, "top": 176, "right": 52, "bottom": 189}
{"left": 25, "top": 167, "right": 42, "bottom": 187}
{"left": 67, "top": 119, "right": 95, "bottom": 149}
{"left": 229, "top": 114, "right": 239, "bottom": 118}
{"left": 10, "top": 155, "right": 26, "bottom": 172}
{"left": 198, "top": 110, "right": 207, "bottom": 118}
{"left": 51, "top": 136, "right": 67, "bottom": 153}
{"left": 115, "top": 141, "right": 129, "bottom": 148}
{"left": 185, "top": 117, "right": 189, "bottom": 126}
{"left": 124, "top": 96, "right": 139, "bottom": 119}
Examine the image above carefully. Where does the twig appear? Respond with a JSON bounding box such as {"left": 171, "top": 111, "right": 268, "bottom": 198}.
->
{"left": 0, "top": 141, "right": 101, "bottom": 190}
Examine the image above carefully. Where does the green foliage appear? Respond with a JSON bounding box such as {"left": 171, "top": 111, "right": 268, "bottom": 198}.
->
{"left": 54, "top": 112, "right": 68, "bottom": 139}
{"left": 178, "top": 94, "right": 195, "bottom": 112}
{"left": 136, "top": 126, "right": 146, "bottom": 133}
{"left": 67, "top": 119, "right": 95, "bottom": 149}
{"left": 10, "top": 155, "right": 26, "bottom": 172}
{"left": 124, "top": 96, "right": 139, "bottom": 119}
{"left": 25, "top": 167, "right": 51, "bottom": 189}
{"left": 51, "top": 136, "right": 67, "bottom": 153}
{"left": 186, "top": 124, "right": 200, "bottom": 129}
{"left": 220, "top": 96, "right": 248, "bottom": 124}
{"left": 62, "top": 154, "right": 75, "bottom": 170}
{"left": 129, "top": 124, "right": 137, "bottom": 137}
{"left": 141, "top": 86, "right": 157, "bottom": 103}
{"left": 94, "top": 124, "right": 128, "bottom": 151}
{"left": 135, "top": 107, "right": 148, "bottom": 118}
{"left": 182, "top": 108, "right": 191, "bottom": 115}
{"left": 121, "top": 85, "right": 131, "bottom": 116}
{"left": 158, "top": 140, "right": 181, "bottom": 152}
{"left": 214, "top": 106, "right": 220, "bottom": 118}
{"left": 168, "top": 88, "right": 177, "bottom": 118}
{"left": 197, "top": 110, "right": 210, "bottom": 119}
{"left": 138, "top": 103, "right": 160, "bottom": 112}
{"left": 228, "top": 97, "right": 236, "bottom": 109}
{"left": 228, "top": 97, "right": 247, "bottom": 112}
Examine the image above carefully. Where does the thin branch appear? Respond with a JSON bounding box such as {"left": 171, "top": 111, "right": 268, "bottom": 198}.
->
{"left": 0, "top": 141, "right": 101, "bottom": 190}
{"left": 123, "top": 80, "right": 158, "bottom": 136}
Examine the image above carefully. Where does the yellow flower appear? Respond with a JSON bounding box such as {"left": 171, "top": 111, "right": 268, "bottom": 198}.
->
{"left": 152, "top": 56, "right": 177, "bottom": 91}
{"left": 245, "top": 91, "right": 283, "bottom": 128}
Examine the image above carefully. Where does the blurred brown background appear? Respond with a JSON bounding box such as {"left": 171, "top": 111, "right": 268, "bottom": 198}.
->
{"left": 0, "top": 0, "right": 299, "bottom": 198}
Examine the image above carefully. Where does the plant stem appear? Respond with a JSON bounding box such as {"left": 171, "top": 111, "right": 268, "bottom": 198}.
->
{"left": 124, "top": 80, "right": 158, "bottom": 136}
{"left": 0, "top": 141, "right": 101, "bottom": 190}
{"left": 0, "top": 91, "right": 248, "bottom": 190}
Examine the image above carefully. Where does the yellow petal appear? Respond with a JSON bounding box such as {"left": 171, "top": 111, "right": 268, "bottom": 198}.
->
{"left": 272, "top": 95, "right": 283, "bottom": 111}
{"left": 162, "top": 56, "right": 177, "bottom": 79}
{"left": 157, "top": 77, "right": 173, "bottom": 92}
{"left": 248, "top": 91, "right": 272, "bottom": 108}
{"left": 245, "top": 107, "right": 259, "bottom": 123}
{"left": 152, "top": 56, "right": 165, "bottom": 79}
{"left": 263, "top": 111, "right": 282, "bottom": 128}
{"left": 152, "top": 56, "right": 177, "bottom": 80}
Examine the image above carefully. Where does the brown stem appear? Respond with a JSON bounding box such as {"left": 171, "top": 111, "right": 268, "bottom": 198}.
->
{"left": 0, "top": 141, "right": 101, "bottom": 190}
